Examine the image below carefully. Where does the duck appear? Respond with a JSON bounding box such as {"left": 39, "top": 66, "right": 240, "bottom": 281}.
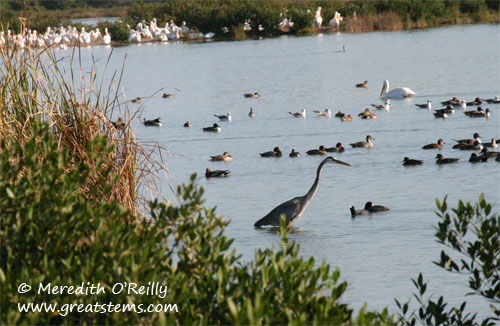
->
{"left": 433, "top": 111, "right": 447, "bottom": 119}
{"left": 415, "top": 100, "right": 432, "bottom": 109}
{"left": 379, "top": 80, "right": 415, "bottom": 99}
{"left": 214, "top": 112, "right": 232, "bottom": 122}
{"left": 112, "top": 117, "right": 126, "bottom": 129}
{"left": 361, "top": 112, "right": 377, "bottom": 119}
{"left": 131, "top": 97, "right": 141, "bottom": 103}
{"left": 289, "top": 149, "right": 301, "bottom": 157}
{"left": 469, "top": 153, "right": 488, "bottom": 163}
{"left": 422, "top": 139, "right": 444, "bottom": 150}
{"left": 341, "top": 114, "right": 353, "bottom": 122}
{"left": 485, "top": 96, "right": 500, "bottom": 104}
{"left": 162, "top": 93, "right": 175, "bottom": 98}
{"left": 260, "top": 147, "right": 282, "bottom": 157}
{"left": 403, "top": 157, "right": 423, "bottom": 166}
{"left": 453, "top": 133, "right": 481, "bottom": 145}
{"left": 326, "top": 142, "right": 345, "bottom": 153}
{"left": 479, "top": 147, "right": 499, "bottom": 158}
{"left": 483, "top": 138, "right": 498, "bottom": 148}
{"left": 143, "top": 117, "right": 162, "bottom": 127}
{"left": 313, "top": 109, "right": 331, "bottom": 117}
{"left": 334, "top": 111, "right": 345, "bottom": 118}
{"left": 248, "top": 107, "right": 255, "bottom": 117}
{"left": 465, "top": 107, "right": 491, "bottom": 118}
{"left": 289, "top": 109, "right": 306, "bottom": 118}
{"left": 466, "top": 97, "right": 483, "bottom": 106}
{"left": 244, "top": 92, "right": 260, "bottom": 98}
{"left": 210, "top": 152, "right": 232, "bottom": 162}
{"left": 306, "top": 145, "right": 327, "bottom": 155}
{"left": 358, "top": 108, "right": 373, "bottom": 117}
{"left": 351, "top": 135, "right": 374, "bottom": 148}
{"left": 435, "top": 154, "right": 459, "bottom": 164}
{"left": 183, "top": 121, "right": 192, "bottom": 128}
{"left": 203, "top": 123, "right": 221, "bottom": 132}
{"left": 457, "top": 141, "right": 483, "bottom": 151}
{"left": 435, "top": 106, "right": 455, "bottom": 114}
{"left": 441, "top": 97, "right": 460, "bottom": 105}
{"left": 205, "top": 168, "right": 230, "bottom": 178}
{"left": 364, "top": 201, "right": 390, "bottom": 212}
{"left": 349, "top": 205, "right": 370, "bottom": 217}
{"left": 356, "top": 80, "right": 368, "bottom": 88}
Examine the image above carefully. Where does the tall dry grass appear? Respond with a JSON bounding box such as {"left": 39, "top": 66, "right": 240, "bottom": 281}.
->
{"left": 0, "top": 42, "right": 163, "bottom": 217}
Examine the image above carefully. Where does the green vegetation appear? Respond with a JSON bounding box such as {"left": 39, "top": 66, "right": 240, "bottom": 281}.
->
{"left": 0, "top": 123, "right": 394, "bottom": 324}
{"left": 1, "top": 0, "right": 498, "bottom": 39}
{"left": 396, "top": 195, "right": 500, "bottom": 325}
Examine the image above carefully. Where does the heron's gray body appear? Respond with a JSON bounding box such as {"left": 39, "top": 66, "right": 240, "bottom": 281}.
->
{"left": 254, "top": 156, "right": 350, "bottom": 228}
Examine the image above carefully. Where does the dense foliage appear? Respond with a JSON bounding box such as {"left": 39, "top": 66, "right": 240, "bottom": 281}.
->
{"left": 396, "top": 195, "right": 500, "bottom": 326}
{"left": 0, "top": 124, "right": 393, "bottom": 325}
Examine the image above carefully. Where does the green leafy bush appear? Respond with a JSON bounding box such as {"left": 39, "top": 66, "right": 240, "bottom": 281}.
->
{"left": 0, "top": 123, "right": 394, "bottom": 325}
{"left": 97, "top": 20, "right": 129, "bottom": 42}
{"left": 396, "top": 195, "right": 500, "bottom": 326}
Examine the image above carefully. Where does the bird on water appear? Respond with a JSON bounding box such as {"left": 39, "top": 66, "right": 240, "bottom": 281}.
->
{"left": 254, "top": 156, "right": 350, "bottom": 228}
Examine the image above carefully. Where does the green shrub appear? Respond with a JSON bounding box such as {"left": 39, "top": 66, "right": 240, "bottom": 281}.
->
{"left": 396, "top": 195, "right": 500, "bottom": 326}
{"left": 97, "top": 20, "right": 129, "bottom": 42}
{"left": 0, "top": 123, "right": 394, "bottom": 325}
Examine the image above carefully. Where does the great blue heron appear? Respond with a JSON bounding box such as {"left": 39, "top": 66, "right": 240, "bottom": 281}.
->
{"left": 254, "top": 156, "right": 350, "bottom": 228}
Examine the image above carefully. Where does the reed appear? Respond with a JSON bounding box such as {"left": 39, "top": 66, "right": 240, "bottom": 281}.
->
{"left": 0, "top": 42, "right": 163, "bottom": 216}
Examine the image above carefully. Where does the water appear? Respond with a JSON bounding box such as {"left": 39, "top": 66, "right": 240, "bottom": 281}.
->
{"left": 58, "top": 24, "right": 500, "bottom": 318}
{"left": 70, "top": 16, "right": 119, "bottom": 26}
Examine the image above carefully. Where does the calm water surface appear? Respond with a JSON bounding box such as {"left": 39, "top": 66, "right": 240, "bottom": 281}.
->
{"left": 63, "top": 24, "right": 500, "bottom": 317}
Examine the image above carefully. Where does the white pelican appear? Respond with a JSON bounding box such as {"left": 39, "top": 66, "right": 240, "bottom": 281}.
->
{"left": 314, "top": 7, "right": 322, "bottom": 28}
{"left": 379, "top": 80, "right": 415, "bottom": 99}
{"left": 103, "top": 28, "right": 111, "bottom": 45}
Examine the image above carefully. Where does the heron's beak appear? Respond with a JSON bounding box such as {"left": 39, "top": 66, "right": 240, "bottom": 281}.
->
{"left": 332, "top": 158, "right": 351, "bottom": 166}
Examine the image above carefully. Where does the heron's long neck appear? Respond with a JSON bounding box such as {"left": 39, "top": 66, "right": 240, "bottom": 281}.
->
{"left": 305, "top": 160, "right": 328, "bottom": 203}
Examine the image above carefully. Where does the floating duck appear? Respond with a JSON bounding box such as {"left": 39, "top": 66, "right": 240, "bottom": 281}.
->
{"left": 435, "top": 154, "right": 459, "bottom": 164}
{"left": 306, "top": 145, "right": 327, "bottom": 155}
{"left": 436, "top": 106, "right": 454, "bottom": 114}
{"left": 244, "top": 92, "right": 260, "bottom": 98}
{"left": 203, "top": 123, "right": 221, "bottom": 132}
{"left": 422, "top": 139, "right": 444, "bottom": 149}
{"left": 483, "top": 138, "right": 498, "bottom": 148}
{"left": 205, "top": 168, "right": 230, "bottom": 178}
{"left": 465, "top": 107, "right": 491, "bottom": 118}
{"left": 441, "top": 97, "right": 460, "bottom": 105}
{"left": 248, "top": 107, "right": 255, "bottom": 117}
{"left": 289, "top": 149, "right": 301, "bottom": 157}
{"left": 403, "top": 157, "right": 423, "bottom": 166}
{"left": 334, "top": 111, "right": 345, "bottom": 118}
{"left": 479, "top": 147, "right": 499, "bottom": 158}
{"left": 341, "top": 114, "right": 353, "bottom": 122}
{"left": 112, "top": 117, "right": 125, "bottom": 129}
{"left": 143, "top": 117, "right": 162, "bottom": 127}
{"left": 356, "top": 80, "right": 368, "bottom": 88}
{"left": 183, "top": 121, "right": 192, "bottom": 128}
{"left": 326, "top": 142, "right": 345, "bottom": 153}
{"left": 289, "top": 109, "right": 306, "bottom": 118}
{"left": 364, "top": 201, "right": 390, "bottom": 212}
{"left": 349, "top": 205, "right": 370, "bottom": 217}
{"left": 162, "top": 93, "right": 175, "bottom": 98}
{"left": 351, "top": 135, "right": 374, "bottom": 148}
{"left": 433, "top": 111, "right": 447, "bottom": 119}
{"left": 453, "top": 133, "right": 481, "bottom": 145}
{"left": 485, "top": 96, "right": 500, "bottom": 104}
{"left": 260, "top": 147, "right": 282, "bottom": 157}
{"left": 466, "top": 97, "right": 483, "bottom": 106}
{"left": 469, "top": 153, "right": 488, "bottom": 163}
{"left": 210, "top": 152, "right": 232, "bottom": 162}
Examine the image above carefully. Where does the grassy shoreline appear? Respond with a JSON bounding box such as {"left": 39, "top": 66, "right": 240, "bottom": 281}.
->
{"left": 1, "top": 0, "right": 498, "bottom": 42}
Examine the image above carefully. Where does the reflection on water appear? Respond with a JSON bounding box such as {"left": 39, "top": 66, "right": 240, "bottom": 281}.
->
{"left": 57, "top": 23, "right": 499, "bottom": 318}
